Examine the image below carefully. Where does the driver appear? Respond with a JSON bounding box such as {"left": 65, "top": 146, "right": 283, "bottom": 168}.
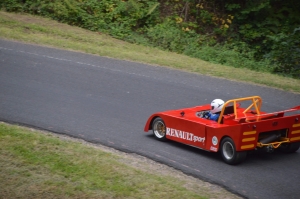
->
{"left": 202, "top": 99, "right": 224, "bottom": 122}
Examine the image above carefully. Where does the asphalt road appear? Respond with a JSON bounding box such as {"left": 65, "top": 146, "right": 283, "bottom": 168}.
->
{"left": 1, "top": 39, "right": 300, "bottom": 199}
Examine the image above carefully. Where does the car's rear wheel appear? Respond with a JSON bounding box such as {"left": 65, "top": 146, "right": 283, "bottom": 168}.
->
{"left": 152, "top": 117, "right": 167, "bottom": 141}
{"left": 220, "top": 137, "right": 247, "bottom": 165}
{"left": 279, "top": 142, "right": 300, "bottom": 153}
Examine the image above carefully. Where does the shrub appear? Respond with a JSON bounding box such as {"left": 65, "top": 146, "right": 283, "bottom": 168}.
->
{"left": 0, "top": 0, "right": 23, "bottom": 12}
{"left": 145, "top": 19, "right": 194, "bottom": 52}
{"left": 265, "top": 28, "right": 300, "bottom": 78}
{"left": 1, "top": 0, "right": 297, "bottom": 78}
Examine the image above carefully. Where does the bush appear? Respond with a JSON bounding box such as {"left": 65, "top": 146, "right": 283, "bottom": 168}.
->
{"left": 144, "top": 19, "right": 199, "bottom": 53}
{"left": 185, "top": 42, "right": 273, "bottom": 72}
{"left": 265, "top": 28, "right": 300, "bottom": 78}
{"left": 1, "top": 0, "right": 160, "bottom": 39}
{"left": 0, "top": 0, "right": 23, "bottom": 12}
{"left": 1, "top": 0, "right": 297, "bottom": 78}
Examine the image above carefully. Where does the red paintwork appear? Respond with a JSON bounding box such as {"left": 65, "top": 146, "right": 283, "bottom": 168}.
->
{"left": 144, "top": 96, "right": 300, "bottom": 152}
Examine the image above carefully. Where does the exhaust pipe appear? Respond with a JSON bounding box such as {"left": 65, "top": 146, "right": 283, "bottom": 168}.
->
{"left": 259, "top": 132, "right": 281, "bottom": 144}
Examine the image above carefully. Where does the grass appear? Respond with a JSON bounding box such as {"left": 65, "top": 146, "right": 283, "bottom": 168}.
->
{"left": 0, "top": 11, "right": 299, "bottom": 93}
{"left": 0, "top": 122, "right": 241, "bottom": 199}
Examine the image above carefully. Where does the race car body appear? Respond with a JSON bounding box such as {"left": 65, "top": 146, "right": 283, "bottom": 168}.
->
{"left": 144, "top": 96, "right": 300, "bottom": 164}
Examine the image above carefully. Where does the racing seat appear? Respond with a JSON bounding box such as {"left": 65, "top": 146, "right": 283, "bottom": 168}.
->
{"left": 223, "top": 105, "right": 235, "bottom": 115}
{"left": 220, "top": 105, "right": 235, "bottom": 124}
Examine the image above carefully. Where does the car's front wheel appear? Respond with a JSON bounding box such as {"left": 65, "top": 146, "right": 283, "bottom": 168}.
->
{"left": 220, "top": 137, "right": 247, "bottom": 165}
{"left": 152, "top": 117, "right": 167, "bottom": 141}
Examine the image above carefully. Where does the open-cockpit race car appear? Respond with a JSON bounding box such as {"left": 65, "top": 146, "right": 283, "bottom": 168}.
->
{"left": 144, "top": 96, "right": 300, "bottom": 164}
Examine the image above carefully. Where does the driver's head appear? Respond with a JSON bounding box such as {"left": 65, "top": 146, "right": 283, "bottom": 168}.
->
{"left": 211, "top": 99, "right": 224, "bottom": 113}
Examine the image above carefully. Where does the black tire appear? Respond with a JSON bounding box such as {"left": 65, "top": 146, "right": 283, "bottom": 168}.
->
{"left": 279, "top": 142, "right": 300, "bottom": 153}
{"left": 152, "top": 117, "right": 167, "bottom": 141}
{"left": 220, "top": 137, "right": 247, "bottom": 165}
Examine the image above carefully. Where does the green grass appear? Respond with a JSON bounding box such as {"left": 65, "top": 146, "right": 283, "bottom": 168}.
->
{"left": 0, "top": 11, "right": 299, "bottom": 93}
{"left": 0, "top": 122, "right": 241, "bottom": 199}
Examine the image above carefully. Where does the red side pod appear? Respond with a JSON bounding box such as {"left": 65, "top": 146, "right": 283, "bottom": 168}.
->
{"left": 205, "top": 124, "right": 242, "bottom": 152}
{"left": 161, "top": 114, "right": 207, "bottom": 149}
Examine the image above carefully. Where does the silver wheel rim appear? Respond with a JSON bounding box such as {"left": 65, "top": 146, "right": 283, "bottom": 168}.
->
{"left": 223, "top": 141, "right": 234, "bottom": 160}
{"left": 153, "top": 121, "right": 166, "bottom": 138}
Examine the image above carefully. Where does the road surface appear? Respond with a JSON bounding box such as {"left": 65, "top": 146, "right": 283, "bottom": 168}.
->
{"left": 1, "top": 39, "right": 300, "bottom": 199}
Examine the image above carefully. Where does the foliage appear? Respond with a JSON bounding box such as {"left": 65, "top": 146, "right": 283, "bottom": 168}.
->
{"left": 0, "top": 0, "right": 23, "bottom": 12}
{"left": 223, "top": 0, "right": 300, "bottom": 77}
{"left": 157, "top": 0, "right": 300, "bottom": 77}
{"left": 143, "top": 19, "right": 200, "bottom": 52}
{"left": 0, "top": 0, "right": 160, "bottom": 39}
{"left": 1, "top": 0, "right": 300, "bottom": 78}
{"left": 184, "top": 41, "right": 272, "bottom": 71}
{"left": 265, "top": 27, "right": 300, "bottom": 77}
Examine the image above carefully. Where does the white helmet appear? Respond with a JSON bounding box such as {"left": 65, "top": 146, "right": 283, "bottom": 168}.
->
{"left": 210, "top": 99, "right": 224, "bottom": 114}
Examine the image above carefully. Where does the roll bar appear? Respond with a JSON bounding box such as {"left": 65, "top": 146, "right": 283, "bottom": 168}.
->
{"left": 217, "top": 96, "right": 262, "bottom": 124}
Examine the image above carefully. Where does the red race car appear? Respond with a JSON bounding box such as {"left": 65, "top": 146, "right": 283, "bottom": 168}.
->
{"left": 144, "top": 96, "right": 300, "bottom": 164}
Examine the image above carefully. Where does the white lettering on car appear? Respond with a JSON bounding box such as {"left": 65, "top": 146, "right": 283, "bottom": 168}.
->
{"left": 210, "top": 146, "right": 218, "bottom": 152}
{"left": 166, "top": 127, "right": 205, "bottom": 143}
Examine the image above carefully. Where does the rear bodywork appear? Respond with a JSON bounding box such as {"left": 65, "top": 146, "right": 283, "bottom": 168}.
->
{"left": 144, "top": 96, "right": 300, "bottom": 154}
